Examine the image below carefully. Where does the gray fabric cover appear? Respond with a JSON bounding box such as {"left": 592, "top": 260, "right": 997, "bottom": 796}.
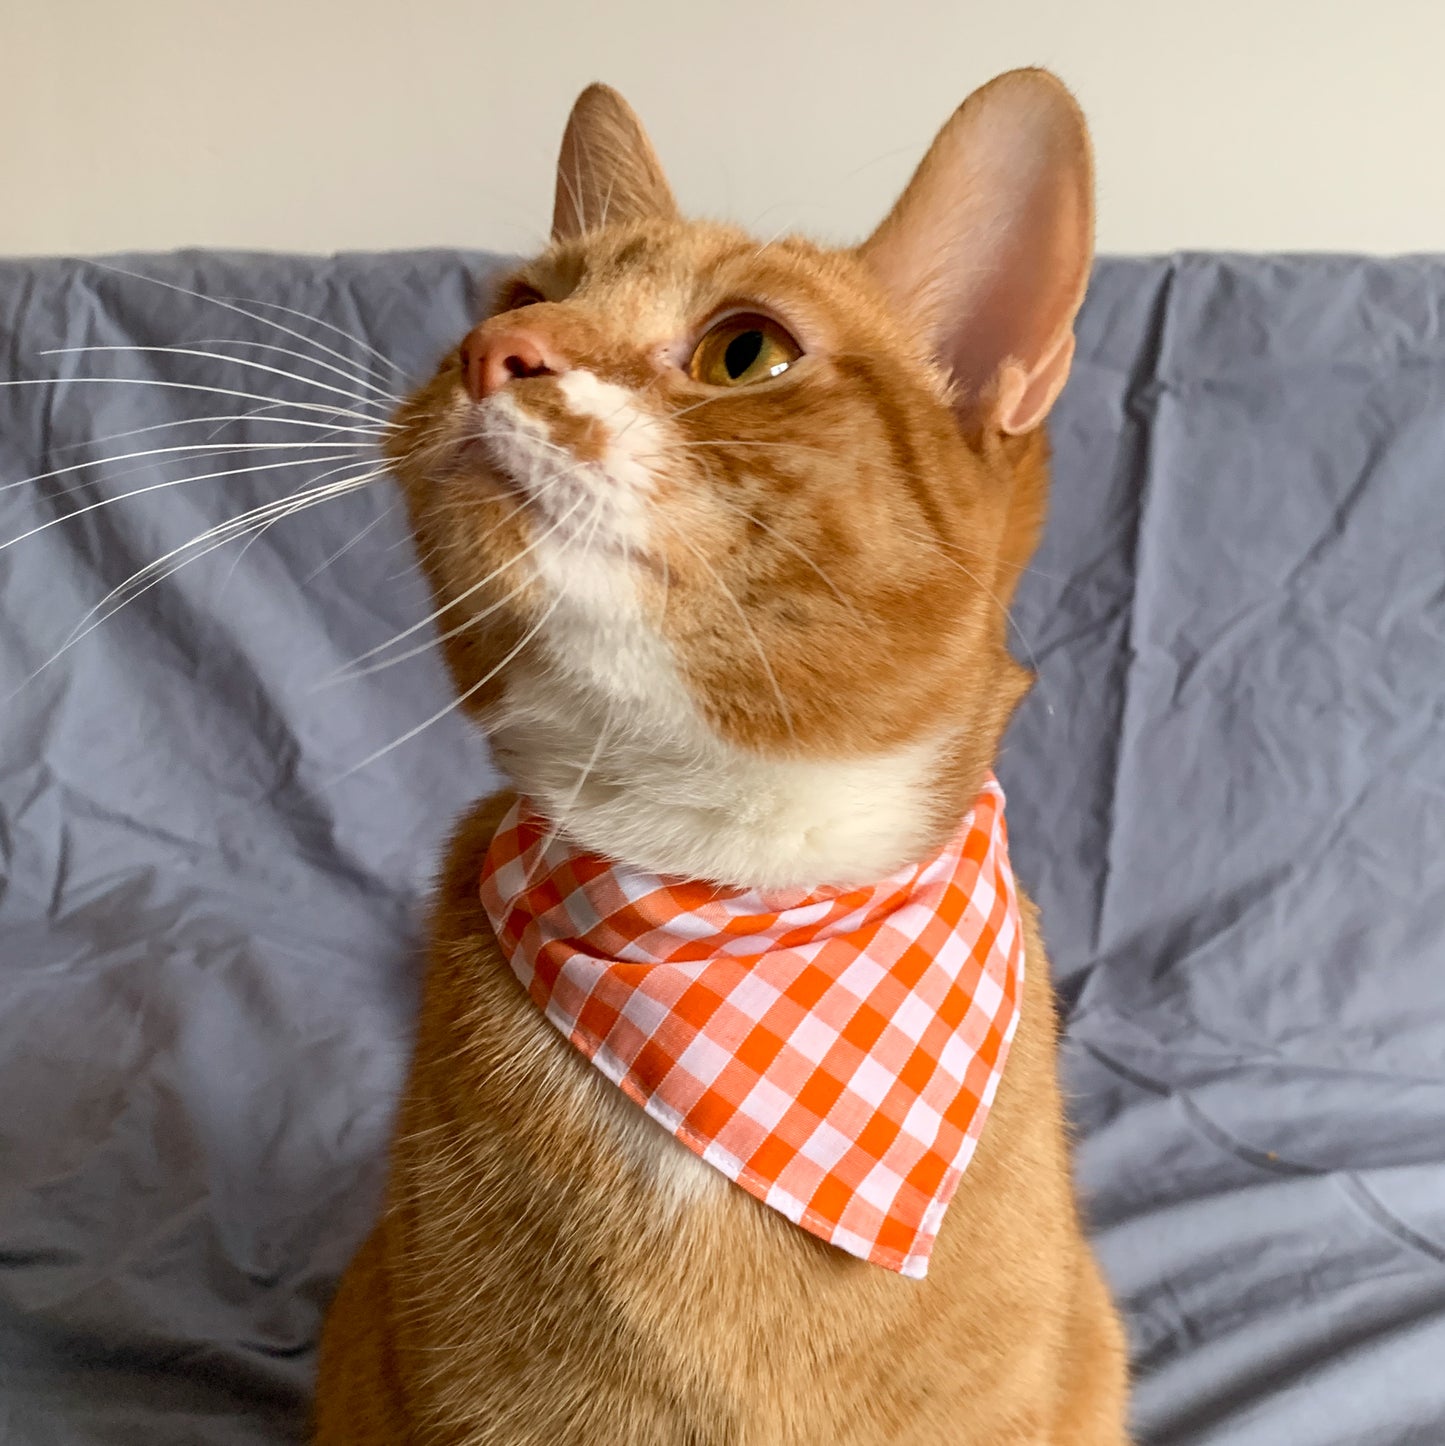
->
{"left": 0, "top": 251, "right": 1442, "bottom": 1444}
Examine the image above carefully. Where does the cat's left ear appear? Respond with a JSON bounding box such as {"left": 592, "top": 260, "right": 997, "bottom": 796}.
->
{"left": 859, "top": 69, "right": 1094, "bottom": 435}
{"left": 552, "top": 84, "right": 678, "bottom": 241}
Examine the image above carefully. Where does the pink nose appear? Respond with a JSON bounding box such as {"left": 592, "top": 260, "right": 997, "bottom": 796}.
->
{"left": 458, "top": 323, "right": 564, "bottom": 402}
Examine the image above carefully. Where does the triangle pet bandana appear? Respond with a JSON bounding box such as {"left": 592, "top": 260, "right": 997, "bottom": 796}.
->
{"left": 479, "top": 776, "right": 1024, "bottom": 1278}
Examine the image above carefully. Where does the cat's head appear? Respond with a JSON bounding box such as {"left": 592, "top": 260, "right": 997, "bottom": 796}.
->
{"left": 390, "top": 70, "right": 1093, "bottom": 889}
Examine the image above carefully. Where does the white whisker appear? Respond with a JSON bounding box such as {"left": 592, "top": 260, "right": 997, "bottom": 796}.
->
{"left": 319, "top": 482, "right": 590, "bottom": 686}
{"left": 674, "top": 533, "right": 795, "bottom": 742}
{"left": 887, "top": 521, "right": 1058, "bottom": 581}
{"left": 225, "top": 294, "right": 409, "bottom": 383}
{"left": 2, "top": 438, "right": 378, "bottom": 500}
{"left": 575, "top": 125, "right": 608, "bottom": 236}
{"left": 85, "top": 261, "right": 406, "bottom": 388}
{"left": 754, "top": 221, "right": 794, "bottom": 259}
{"left": 40, "top": 346, "right": 394, "bottom": 414}
{"left": 335, "top": 588, "right": 563, "bottom": 779}
{"left": 333, "top": 496, "right": 603, "bottom": 780}
{"left": 0, "top": 450, "right": 363, "bottom": 553}
{"left": 44, "top": 410, "right": 383, "bottom": 460}
{"left": 315, "top": 444, "right": 591, "bottom": 678}
{"left": 725, "top": 502, "right": 862, "bottom": 620}
{"left": 889, "top": 523, "right": 1048, "bottom": 695}
{"left": 663, "top": 391, "right": 750, "bottom": 425}
{"left": 301, "top": 498, "right": 398, "bottom": 585}
{"left": 663, "top": 437, "right": 835, "bottom": 459}
{"left": 557, "top": 161, "right": 588, "bottom": 236}
{"left": 57, "top": 464, "right": 385, "bottom": 644}
{"left": 216, "top": 458, "right": 392, "bottom": 598}
{"left": 111, "top": 335, "right": 401, "bottom": 403}
{"left": 679, "top": 449, "right": 862, "bottom": 621}
{"left": 0, "top": 376, "right": 382, "bottom": 424}
{"left": 534, "top": 718, "right": 611, "bottom": 879}
{"left": 10, "top": 466, "right": 389, "bottom": 699}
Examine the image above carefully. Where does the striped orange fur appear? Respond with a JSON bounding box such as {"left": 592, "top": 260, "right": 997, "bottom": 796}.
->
{"left": 315, "top": 70, "right": 1129, "bottom": 1444}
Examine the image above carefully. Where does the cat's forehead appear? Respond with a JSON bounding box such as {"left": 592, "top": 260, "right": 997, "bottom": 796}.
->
{"left": 520, "top": 221, "right": 887, "bottom": 340}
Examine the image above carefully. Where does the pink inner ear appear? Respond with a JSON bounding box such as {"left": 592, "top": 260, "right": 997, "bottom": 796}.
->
{"left": 996, "top": 332, "right": 1076, "bottom": 436}
{"left": 858, "top": 70, "right": 1095, "bottom": 432}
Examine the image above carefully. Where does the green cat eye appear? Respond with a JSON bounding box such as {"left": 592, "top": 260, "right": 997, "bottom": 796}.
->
{"left": 688, "top": 313, "right": 802, "bottom": 387}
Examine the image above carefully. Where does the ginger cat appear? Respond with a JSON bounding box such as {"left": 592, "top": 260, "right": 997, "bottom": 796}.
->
{"left": 315, "top": 69, "right": 1130, "bottom": 1444}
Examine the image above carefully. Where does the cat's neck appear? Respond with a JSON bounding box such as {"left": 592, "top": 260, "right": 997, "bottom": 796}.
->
{"left": 504, "top": 731, "right": 943, "bottom": 891}
{"left": 487, "top": 687, "right": 947, "bottom": 893}
{"left": 481, "top": 577, "right": 956, "bottom": 890}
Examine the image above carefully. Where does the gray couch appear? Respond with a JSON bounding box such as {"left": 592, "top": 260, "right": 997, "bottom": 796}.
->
{"left": 1, "top": 252, "right": 1442, "bottom": 1444}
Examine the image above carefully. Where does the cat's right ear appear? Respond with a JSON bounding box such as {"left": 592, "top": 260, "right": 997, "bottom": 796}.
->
{"left": 552, "top": 85, "right": 678, "bottom": 241}
{"left": 859, "top": 69, "right": 1094, "bottom": 435}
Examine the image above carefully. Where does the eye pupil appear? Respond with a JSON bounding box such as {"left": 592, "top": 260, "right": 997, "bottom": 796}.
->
{"left": 688, "top": 312, "right": 802, "bottom": 387}
{"left": 724, "top": 330, "right": 764, "bottom": 379}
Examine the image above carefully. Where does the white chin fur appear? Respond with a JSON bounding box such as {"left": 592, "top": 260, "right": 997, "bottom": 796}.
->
{"left": 477, "top": 370, "right": 941, "bottom": 891}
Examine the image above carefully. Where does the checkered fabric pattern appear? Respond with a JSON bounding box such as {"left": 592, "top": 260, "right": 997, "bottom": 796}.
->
{"left": 479, "top": 776, "right": 1024, "bottom": 1278}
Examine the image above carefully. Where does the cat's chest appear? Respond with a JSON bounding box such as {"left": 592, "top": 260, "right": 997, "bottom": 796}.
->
{"left": 479, "top": 943, "right": 725, "bottom": 1216}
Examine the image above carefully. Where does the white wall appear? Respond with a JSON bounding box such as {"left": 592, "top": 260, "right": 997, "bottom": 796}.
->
{"left": 2, "top": 0, "right": 1441, "bottom": 258}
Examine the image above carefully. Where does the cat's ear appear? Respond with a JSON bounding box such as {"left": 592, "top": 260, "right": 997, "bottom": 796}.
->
{"left": 859, "top": 69, "right": 1094, "bottom": 435}
{"left": 552, "top": 84, "right": 678, "bottom": 241}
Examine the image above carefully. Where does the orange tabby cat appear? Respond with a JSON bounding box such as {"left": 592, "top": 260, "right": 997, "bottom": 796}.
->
{"left": 315, "top": 69, "right": 1129, "bottom": 1444}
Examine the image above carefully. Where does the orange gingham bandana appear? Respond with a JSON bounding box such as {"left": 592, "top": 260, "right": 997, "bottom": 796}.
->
{"left": 479, "top": 776, "right": 1024, "bottom": 1278}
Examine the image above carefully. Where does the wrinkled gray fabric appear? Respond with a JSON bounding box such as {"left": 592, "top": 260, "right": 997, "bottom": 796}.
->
{"left": 0, "top": 252, "right": 1442, "bottom": 1444}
